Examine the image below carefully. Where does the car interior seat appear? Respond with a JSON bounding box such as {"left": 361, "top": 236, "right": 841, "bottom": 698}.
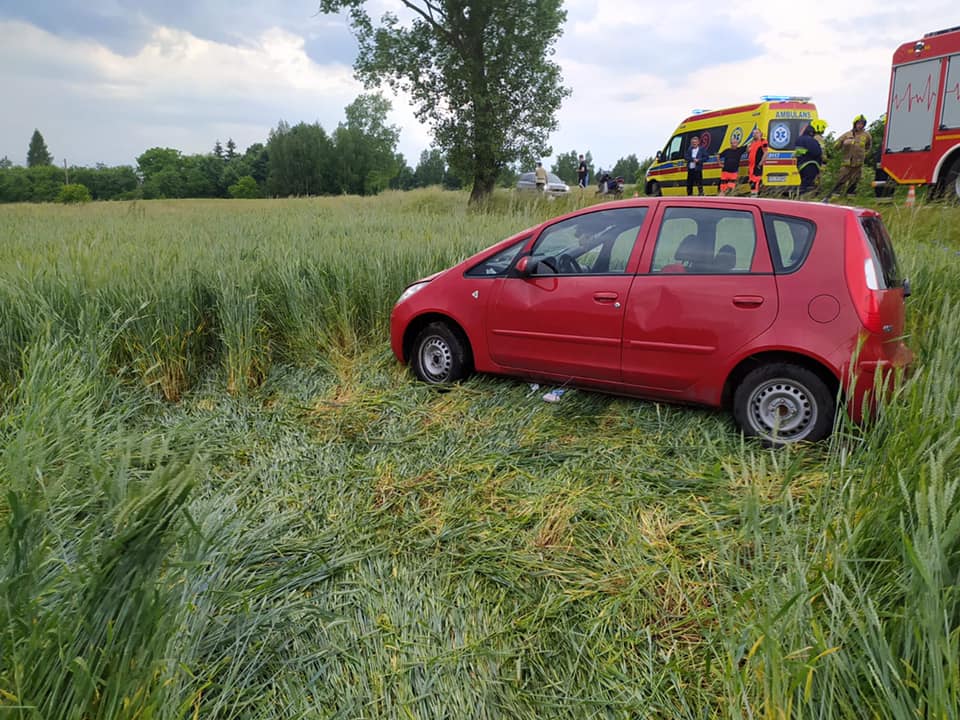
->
{"left": 713, "top": 244, "right": 737, "bottom": 272}
{"left": 667, "top": 233, "right": 713, "bottom": 272}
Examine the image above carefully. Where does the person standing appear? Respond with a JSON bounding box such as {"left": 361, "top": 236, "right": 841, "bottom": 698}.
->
{"left": 534, "top": 161, "right": 547, "bottom": 192}
{"left": 718, "top": 136, "right": 749, "bottom": 195}
{"left": 747, "top": 128, "right": 768, "bottom": 197}
{"left": 825, "top": 114, "right": 872, "bottom": 200}
{"left": 577, "top": 155, "right": 588, "bottom": 189}
{"left": 794, "top": 124, "right": 824, "bottom": 196}
{"left": 685, "top": 135, "right": 706, "bottom": 196}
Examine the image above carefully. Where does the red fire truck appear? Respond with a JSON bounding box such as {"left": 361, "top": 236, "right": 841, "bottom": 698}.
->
{"left": 881, "top": 25, "right": 960, "bottom": 200}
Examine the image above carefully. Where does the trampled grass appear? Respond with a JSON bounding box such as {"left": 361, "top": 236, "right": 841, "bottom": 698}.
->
{"left": 0, "top": 190, "right": 958, "bottom": 718}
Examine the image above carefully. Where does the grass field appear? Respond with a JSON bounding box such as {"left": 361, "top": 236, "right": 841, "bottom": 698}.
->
{"left": 1, "top": 189, "right": 959, "bottom": 719}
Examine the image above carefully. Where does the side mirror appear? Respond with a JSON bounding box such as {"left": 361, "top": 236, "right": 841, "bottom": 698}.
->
{"left": 655, "top": 151, "right": 662, "bottom": 162}
{"left": 515, "top": 256, "right": 534, "bottom": 276}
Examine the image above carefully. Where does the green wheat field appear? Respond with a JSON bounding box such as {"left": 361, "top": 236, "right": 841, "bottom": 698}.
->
{"left": 1, "top": 190, "right": 958, "bottom": 719}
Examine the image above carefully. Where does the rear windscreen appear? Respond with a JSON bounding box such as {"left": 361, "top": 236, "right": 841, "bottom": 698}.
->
{"left": 859, "top": 216, "right": 903, "bottom": 289}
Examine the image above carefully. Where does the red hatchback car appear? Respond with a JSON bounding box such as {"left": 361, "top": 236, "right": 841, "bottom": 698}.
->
{"left": 390, "top": 197, "right": 913, "bottom": 444}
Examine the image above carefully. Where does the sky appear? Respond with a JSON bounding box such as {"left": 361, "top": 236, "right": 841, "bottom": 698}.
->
{"left": 1, "top": 1, "right": 958, "bottom": 174}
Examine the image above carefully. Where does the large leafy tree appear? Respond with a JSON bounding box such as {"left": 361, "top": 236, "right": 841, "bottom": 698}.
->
{"left": 332, "top": 93, "right": 400, "bottom": 195}
{"left": 27, "top": 129, "right": 53, "bottom": 167}
{"left": 266, "top": 120, "right": 334, "bottom": 196}
{"left": 319, "top": 0, "right": 570, "bottom": 204}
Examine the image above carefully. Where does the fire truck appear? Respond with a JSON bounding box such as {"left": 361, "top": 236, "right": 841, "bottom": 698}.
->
{"left": 880, "top": 25, "right": 960, "bottom": 200}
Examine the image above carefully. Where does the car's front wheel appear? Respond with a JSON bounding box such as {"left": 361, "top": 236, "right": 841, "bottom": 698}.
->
{"left": 647, "top": 181, "right": 662, "bottom": 197}
{"left": 733, "top": 363, "right": 835, "bottom": 445}
{"left": 410, "top": 322, "right": 471, "bottom": 385}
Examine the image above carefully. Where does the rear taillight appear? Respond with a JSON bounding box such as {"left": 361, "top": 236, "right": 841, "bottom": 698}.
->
{"left": 844, "top": 214, "right": 885, "bottom": 334}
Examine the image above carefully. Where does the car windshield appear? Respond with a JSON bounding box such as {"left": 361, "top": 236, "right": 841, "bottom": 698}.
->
{"left": 547, "top": 173, "right": 564, "bottom": 184}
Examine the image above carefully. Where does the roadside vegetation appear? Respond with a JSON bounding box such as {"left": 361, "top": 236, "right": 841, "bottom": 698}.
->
{"left": 0, "top": 190, "right": 958, "bottom": 718}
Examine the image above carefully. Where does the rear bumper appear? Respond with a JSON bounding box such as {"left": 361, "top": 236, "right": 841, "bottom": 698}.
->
{"left": 846, "top": 342, "right": 914, "bottom": 422}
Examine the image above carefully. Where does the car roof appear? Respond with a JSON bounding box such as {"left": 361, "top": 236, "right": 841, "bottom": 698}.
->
{"left": 557, "top": 195, "right": 869, "bottom": 217}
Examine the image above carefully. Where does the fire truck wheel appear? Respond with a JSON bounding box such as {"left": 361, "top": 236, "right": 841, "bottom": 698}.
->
{"left": 945, "top": 157, "right": 960, "bottom": 202}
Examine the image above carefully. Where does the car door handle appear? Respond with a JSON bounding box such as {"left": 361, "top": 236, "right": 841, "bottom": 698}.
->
{"left": 593, "top": 292, "right": 619, "bottom": 303}
{"left": 733, "top": 295, "right": 764, "bottom": 308}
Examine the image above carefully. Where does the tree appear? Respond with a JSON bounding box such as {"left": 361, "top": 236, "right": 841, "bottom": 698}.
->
{"left": 225, "top": 138, "right": 238, "bottom": 161}
{"left": 318, "top": 0, "right": 570, "bottom": 204}
{"left": 266, "top": 120, "right": 334, "bottom": 196}
{"left": 332, "top": 93, "right": 400, "bottom": 195}
{"left": 27, "top": 129, "right": 53, "bottom": 167}
{"left": 137, "top": 147, "right": 185, "bottom": 198}
{"left": 414, "top": 148, "right": 447, "bottom": 187}
{"left": 228, "top": 176, "right": 260, "bottom": 199}
{"left": 213, "top": 140, "right": 224, "bottom": 160}
{"left": 611, "top": 154, "right": 641, "bottom": 184}
{"left": 57, "top": 183, "right": 92, "bottom": 204}
{"left": 0, "top": 156, "right": 12, "bottom": 169}
{"left": 243, "top": 143, "right": 269, "bottom": 187}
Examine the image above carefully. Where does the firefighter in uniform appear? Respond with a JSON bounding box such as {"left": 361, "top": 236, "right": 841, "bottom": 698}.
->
{"left": 825, "top": 114, "right": 872, "bottom": 200}
{"left": 794, "top": 123, "right": 824, "bottom": 196}
{"left": 810, "top": 119, "right": 828, "bottom": 161}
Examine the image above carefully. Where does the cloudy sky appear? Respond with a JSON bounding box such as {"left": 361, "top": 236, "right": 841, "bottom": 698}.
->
{"left": 1, "top": 1, "right": 957, "bottom": 173}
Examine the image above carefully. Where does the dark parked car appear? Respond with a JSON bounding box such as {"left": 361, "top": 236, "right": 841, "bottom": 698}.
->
{"left": 391, "top": 197, "right": 913, "bottom": 444}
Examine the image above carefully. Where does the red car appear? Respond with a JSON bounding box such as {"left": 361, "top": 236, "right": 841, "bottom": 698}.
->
{"left": 390, "top": 197, "right": 913, "bottom": 444}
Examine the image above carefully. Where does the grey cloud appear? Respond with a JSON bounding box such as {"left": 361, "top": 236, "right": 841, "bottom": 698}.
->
{"left": 0, "top": 0, "right": 358, "bottom": 65}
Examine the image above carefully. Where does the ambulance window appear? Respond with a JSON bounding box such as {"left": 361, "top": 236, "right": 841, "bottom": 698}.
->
{"left": 665, "top": 136, "right": 683, "bottom": 161}
{"left": 689, "top": 125, "right": 727, "bottom": 155}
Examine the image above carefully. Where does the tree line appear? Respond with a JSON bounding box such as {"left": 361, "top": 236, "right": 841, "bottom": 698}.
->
{"left": 0, "top": 95, "right": 475, "bottom": 203}
{"left": 0, "top": 113, "right": 649, "bottom": 205}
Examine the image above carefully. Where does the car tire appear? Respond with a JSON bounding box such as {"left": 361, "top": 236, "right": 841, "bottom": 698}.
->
{"left": 411, "top": 322, "right": 471, "bottom": 385}
{"left": 733, "top": 363, "right": 835, "bottom": 445}
{"left": 648, "top": 181, "right": 662, "bottom": 197}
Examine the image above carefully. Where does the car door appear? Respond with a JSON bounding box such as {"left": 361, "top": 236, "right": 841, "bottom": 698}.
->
{"left": 486, "top": 207, "right": 649, "bottom": 381}
{"left": 620, "top": 202, "right": 778, "bottom": 394}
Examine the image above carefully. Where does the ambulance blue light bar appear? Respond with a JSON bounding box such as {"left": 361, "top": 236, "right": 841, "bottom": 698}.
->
{"left": 761, "top": 95, "right": 812, "bottom": 102}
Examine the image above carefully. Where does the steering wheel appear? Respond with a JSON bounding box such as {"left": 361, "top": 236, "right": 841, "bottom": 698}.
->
{"left": 557, "top": 253, "right": 583, "bottom": 274}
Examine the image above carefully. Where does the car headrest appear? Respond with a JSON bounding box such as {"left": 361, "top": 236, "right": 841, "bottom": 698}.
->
{"left": 674, "top": 234, "right": 713, "bottom": 268}
{"left": 714, "top": 244, "right": 736, "bottom": 272}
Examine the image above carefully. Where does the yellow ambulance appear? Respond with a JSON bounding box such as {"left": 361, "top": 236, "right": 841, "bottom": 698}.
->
{"left": 644, "top": 97, "right": 821, "bottom": 196}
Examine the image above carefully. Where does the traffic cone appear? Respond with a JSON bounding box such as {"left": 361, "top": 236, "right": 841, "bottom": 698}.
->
{"left": 905, "top": 185, "right": 916, "bottom": 207}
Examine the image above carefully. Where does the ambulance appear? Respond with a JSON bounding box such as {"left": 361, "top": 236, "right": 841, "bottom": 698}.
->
{"left": 644, "top": 97, "right": 821, "bottom": 196}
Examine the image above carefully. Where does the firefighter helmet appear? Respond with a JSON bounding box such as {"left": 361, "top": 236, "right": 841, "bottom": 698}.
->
{"left": 853, "top": 114, "right": 867, "bottom": 126}
{"left": 810, "top": 119, "right": 827, "bottom": 134}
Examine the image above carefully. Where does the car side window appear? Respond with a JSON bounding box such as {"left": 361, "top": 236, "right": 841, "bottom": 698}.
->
{"left": 762, "top": 214, "right": 815, "bottom": 273}
{"left": 528, "top": 207, "right": 648, "bottom": 276}
{"left": 464, "top": 238, "right": 527, "bottom": 277}
{"left": 651, "top": 207, "right": 757, "bottom": 274}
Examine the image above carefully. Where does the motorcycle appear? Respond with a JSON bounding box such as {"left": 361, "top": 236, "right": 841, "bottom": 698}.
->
{"left": 596, "top": 172, "right": 625, "bottom": 199}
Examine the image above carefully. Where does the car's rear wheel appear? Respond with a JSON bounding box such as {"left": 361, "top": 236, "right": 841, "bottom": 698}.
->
{"left": 411, "top": 322, "right": 471, "bottom": 385}
{"left": 733, "top": 363, "right": 835, "bottom": 445}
